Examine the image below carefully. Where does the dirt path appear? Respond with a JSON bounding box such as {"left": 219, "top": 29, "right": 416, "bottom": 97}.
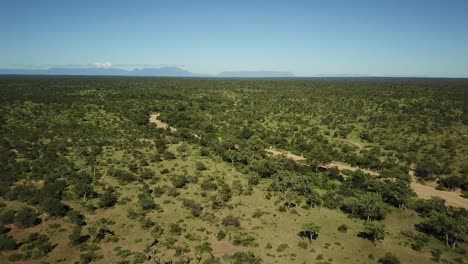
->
{"left": 266, "top": 147, "right": 306, "bottom": 161}
{"left": 324, "top": 161, "right": 379, "bottom": 176}
{"left": 266, "top": 147, "right": 467, "bottom": 209}
{"left": 149, "top": 113, "right": 177, "bottom": 133}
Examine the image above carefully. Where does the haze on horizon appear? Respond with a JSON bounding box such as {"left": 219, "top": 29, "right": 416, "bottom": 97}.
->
{"left": 1, "top": 0, "right": 468, "bottom": 78}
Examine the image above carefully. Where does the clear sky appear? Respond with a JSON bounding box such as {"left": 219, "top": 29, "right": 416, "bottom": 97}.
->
{"left": 1, "top": 0, "right": 468, "bottom": 77}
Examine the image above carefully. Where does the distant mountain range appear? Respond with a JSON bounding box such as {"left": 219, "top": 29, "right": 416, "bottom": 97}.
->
{"left": 0, "top": 67, "right": 295, "bottom": 77}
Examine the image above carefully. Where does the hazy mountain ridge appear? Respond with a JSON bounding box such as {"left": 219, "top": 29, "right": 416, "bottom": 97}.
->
{"left": 0, "top": 67, "right": 294, "bottom": 77}
{"left": 218, "top": 71, "right": 295, "bottom": 77}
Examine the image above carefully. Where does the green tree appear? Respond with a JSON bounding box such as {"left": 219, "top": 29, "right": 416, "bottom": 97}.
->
{"left": 41, "top": 198, "right": 69, "bottom": 216}
{"left": 378, "top": 180, "right": 414, "bottom": 209}
{"left": 301, "top": 222, "right": 321, "bottom": 242}
{"left": 348, "top": 192, "right": 388, "bottom": 221}
{"left": 418, "top": 211, "right": 467, "bottom": 248}
{"left": 364, "top": 221, "right": 385, "bottom": 245}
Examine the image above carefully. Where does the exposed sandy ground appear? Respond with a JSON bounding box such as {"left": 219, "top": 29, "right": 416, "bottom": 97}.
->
{"left": 266, "top": 148, "right": 467, "bottom": 209}
{"left": 149, "top": 113, "right": 177, "bottom": 133}
{"left": 266, "top": 147, "right": 306, "bottom": 161}
{"left": 210, "top": 238, "right": 240, "bottom": 257}
{"left": 408, "top": 170, "right": 467, "bottom": 209}
{"left": 324, "top": 161, "right": 379, "bottom": 176}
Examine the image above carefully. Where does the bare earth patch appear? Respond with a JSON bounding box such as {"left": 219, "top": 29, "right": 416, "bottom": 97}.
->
{"left": 323, "top": 161, "right": 379, "bottom": 176}
{"left": 210, "top": 238, "right": 240, "bottom": 257}
{"left": 408, "top": 170, "right": 467, "bottom": 209}
{"left": 149, "top": 113, "right": 177, "bottom": 133}
{"left": 265, "top": 147, "right": 306, "bottom": 161}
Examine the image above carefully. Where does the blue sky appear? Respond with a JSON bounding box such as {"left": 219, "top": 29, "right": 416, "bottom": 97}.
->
{"left": 1, "top": 0, "right": 468, "bottom": 77}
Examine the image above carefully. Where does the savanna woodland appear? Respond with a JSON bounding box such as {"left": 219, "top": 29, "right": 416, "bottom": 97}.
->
{"left": 0, "top": 76, "right": 467, "bottom": 264}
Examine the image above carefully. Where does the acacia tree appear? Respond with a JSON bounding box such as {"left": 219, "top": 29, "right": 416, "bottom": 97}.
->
{"left": 284, "top": 190, "right": 298, "bottom": 211}
{"left": 378, "top": 180, "right": 414, "bottom": 210}
{"left": 301, "top": 222, "right": 320, "bottom": 242}
{"left": 364, "top": 221, "right": 385, "bottom": 245}
{"left": 418, "top": 212, "right": 467, "bottom": 248}
{"left": 348, "top": 193, "right": 387, "bottom": 222}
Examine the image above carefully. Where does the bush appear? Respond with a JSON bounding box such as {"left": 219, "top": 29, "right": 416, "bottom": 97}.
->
{"left": 169, "top": 223, "right": 183, "bottom": 236}
{"left": 80, "top": 251, "right": 102, "bottom": 264}
{"left": 378, "top": 253, "right": 400, "bottom": 264}
{"left": 438, "top": 176, "right": 464, "bottom": 190}
{"left": 99, "top": 189, "right": 117, "bottom": 208}
{"left": 298, "top": 241, "right": 308, "bottom": 249}
{"left": 7, "top": 253, "right": 24, "bottom": 262}
{"left": 0, "top": 235, "right": 17, "bottom": 250}
{"left": 230, "top": 251, "right": 262, "bottom": 264}
{"left": 276, "top": 243, "right": 289, "bottom": 252}
{"left": 337, "top": 224, "right": 348, "bottom": 233}
{"left": 41, "top": 198, "right": 69, "bottom": 216}
{"left": 163, "top": 151, "right": 176, "bottom": 160}
{"left": 222, "top": 215, "right": 240, "bottom": 228}
{"left": 14, "top": 207, "right": 39, "bottom": 228}
{"left": 171, "top": 175, "right": 189, "bottom": 188}
{"left": 138, "top": 193, "right": 156, "bottom": 210}
{"left": 0, "top": 209, "right": 15, "bottom": 224}
{"left": 196, "top": 161, "right": 207, "bottom": 171}
{"left": 69, "top": 225, "right": 85, "bottom": 245}
{"left": 67, "top": 210, "right": 86, "bottom": 226}
{"left": 217, "top": 230, "right": 226, "bottom": 240}
{"left": 182, "top": 199, "right": 203, "bottom": 217}
{"left": 153, "top": 186, "right": 166, "bottom": 197}
{"left": 201, "top": 178, "right": 218, "bottom": 191}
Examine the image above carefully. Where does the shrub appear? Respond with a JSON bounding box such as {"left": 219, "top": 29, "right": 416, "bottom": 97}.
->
{"left": 222, "top": 215, "right": 240, "bottom": 228}
{"left": 138, "top": 193, "right": 156, "bottom": 210}
{"left": 276, "top": 243, "right": 289, "bottom": 252}
{"left": 232, "top": 234, "right": 257, "bottom": 247}
{"left": 217, "top": 230, "right": 226, "bottom": 240}
{"left": 169, "top": 223, "right": 183, "bottom": 236}
{"left": 69, "top": 225, "right": 85, "bottom": 245}
{"left": 140, "top": 218, "right": 155, "bottom": 230}
{"left": 200, "top": 178, "right": 218, "bottom": 191}
{"left": 252, "top": 209, "right": 265, "bottom": 218}
{"left": 298, "top": 241, "right": 308, "bottom": 249}
{"left": 171, "top": 175, "right": 189, "bottom": 188}
{"left": 7, "top": 253, "right": 24, "bottom": 262}
{"left": 338, "top": 224, "right": 348, "bottom": 233}
{"left": 153, "top": 186, "right": 166, "bottom": 197}
{"left": 196, "top": 161, "right": 207, "bottom": 171}
{"left": 41, "top": 198, "right": 69, "bottom": 216}
{"left": 0, "top": 209, "right": 15, "bottom": 224}
{"left": 230, "top": 251, "right": 262, "bottom": 264}
{"left": 378, "top": 253, "right": 400, "bottom": 264}
{"left": 14, "top": 207, "right": 39, "bottom": 228}
{"left": 0, "top": 235, "right": 17, "bottom": 250}
{"left": 67, "top": 210, "right": 86, "bottom": 226}
{"left": 98, "top": 189, "right": 117, "bottom": 208}
{"left": 80, "top": 251, "right": 102, "bottom": 264}
{"left": 182, "top": 199, "right": 203, "bottom": 217}
{"left": 163, "top": 151, "right": 176, "bottom": 160}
